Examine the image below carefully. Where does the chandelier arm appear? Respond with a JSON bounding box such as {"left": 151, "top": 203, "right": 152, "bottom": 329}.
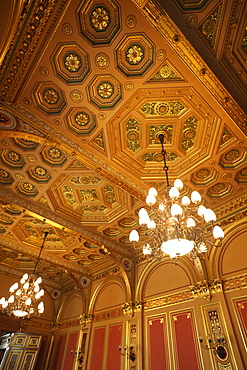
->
{"left": 32, "top": 231, "right": 49, "bottom": 275}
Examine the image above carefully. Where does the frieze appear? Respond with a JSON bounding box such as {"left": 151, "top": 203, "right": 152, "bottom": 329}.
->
{"left": 224, "top": 273, "right": 247, "bottom": 292}
{"left": 144, "top": 290, "right": 193, "bottom": 310}
{"left": 94, "top": 308, "right": 124, "bottom": 322}
{"left": 92, "top": 266, "right": 120, "bottom": 281}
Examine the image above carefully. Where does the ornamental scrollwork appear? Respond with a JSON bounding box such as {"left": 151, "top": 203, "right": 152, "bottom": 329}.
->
{"left": 190, "top": 279, "right": 223, "bottom": 301}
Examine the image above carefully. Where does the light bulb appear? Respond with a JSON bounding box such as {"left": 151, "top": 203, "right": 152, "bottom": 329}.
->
{"left": 187, "top": 217, "right": 196, "bottom": 227}
{"left": 138, "top": 207, "right": 148, "bottom": 217}
{"left": 39, "top": 289, "right": 44, "bottom": 297}
{"left": 191, "top": 191, "right": 201, "bottom": 204}
{"left": 143, "top": 244, "right": 152, "bottom": 255}
{"left": 35, "top": 292, "right": 41, "bottom": 299}
{"left": 22, "top": 273, "right": 28, "bottom": 280}
{"left": 171, "top": 203, "right": 183, "bottom": 217}
{"left": 8, "top": 295, "right": 15, "bottom": 303}
{"left": 25, "top": 298, "right": 31, "bottom": 305}
{"left": 34, "top": 285, "right": 40, "bottom": 293}
{"left": 146, "top": 194, "right": 156, "bottom": 206}
{"left": 174, "top": 179, "right": 183, "bottom": 190}
{"left": 9, "top": 283, "right": 18, "bottom": 292}
{"left": 34, "top": 277, "right": 42, "bottom": 285}
{"left": 159, "top": 204, "right": 165, "bottom": 211}
{"left": 204, "top": 208, "right": 216, "bottom": 223}
{"left": 147, "top": 220, "right": 156, "bottom": 229}
{"left": 148, "top": 187, "right": 157, "bottom": 197}
{"left": 138, "top": 208, "right": 150, "bottom": 225}
{"left": 213, "top": 225, "right": 224, "bottom": 239}
{"left": 16, "top": 289, "right": 21, "bottom": 296}
{"left": 198, "top": 205, "right": 206, "bottom": 217}
{"left": 20, "top": 278, "right": 26, "bottom": 284}
{"left": 2, "top": 301, "right": 8, "bottom": 308}
{"left": 23, "top": 282, "right": 29, "bottom": 290}
{"left": 38, "top": 301, "right": 44, "bottom": 310}
{"left": 0, "top": 297, "right": 5, "bottom": 305}
{"left": 129, "top": 230, "right": 139, "bottom": 242}
{"left": 169, "top": 187, "right": 180, "bottom": 198}
{"left": 182, "top": 196, "right": 190, "bottom": 206}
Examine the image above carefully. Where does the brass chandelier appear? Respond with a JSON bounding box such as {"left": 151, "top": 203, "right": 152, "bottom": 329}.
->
{"left": 0, "top": 232, "right": 48, "bottom": 319}
{"left": 129, "top": 134, "right": 224, "bottom": 260}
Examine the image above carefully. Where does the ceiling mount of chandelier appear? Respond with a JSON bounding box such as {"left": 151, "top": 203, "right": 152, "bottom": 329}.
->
{"left": 0, "top": 231, "right": 49, "bottom": 319}
{"left": 129, "top": 133, "right": 224, "bottom": 260}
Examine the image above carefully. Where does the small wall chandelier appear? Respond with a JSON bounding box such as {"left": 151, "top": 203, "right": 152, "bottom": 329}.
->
{"left": 119, "top": 345, "right": 136, "bottom": 362}
{"left": 129, "top": 134, "right": 224, "bottom": 260}
{"left": 0, "top": 232, "right": 48, "bottom": 319}
{"left": 71, "top": 350, "right": 84, "bottom": 366}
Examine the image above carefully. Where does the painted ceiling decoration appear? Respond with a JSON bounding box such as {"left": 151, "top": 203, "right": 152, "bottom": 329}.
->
{"left": 0, "top": 0, "right": 246, "bottom": 296}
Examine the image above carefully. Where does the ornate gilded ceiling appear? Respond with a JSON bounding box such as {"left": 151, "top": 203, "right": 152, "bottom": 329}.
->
{"left": 0, "top": 0, "right": 246, "bottom": 293}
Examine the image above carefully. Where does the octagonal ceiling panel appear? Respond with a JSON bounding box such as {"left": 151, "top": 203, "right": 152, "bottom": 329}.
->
{"left": 32, "top": 81, "right": 67, "bottom": 114}
{"left": 52, "top": 42, "right": 90, "bottom": 84}
{"left": 77, "top": 0, "right": 120, "bottom": 45}
{"left": 88, "top": 74, "right": 122, "bottom": 108}
{"left": 116, "top": 33, "right": 154, "bottom": 76}
{"left": 65, "top": 106, "right": 97, "bottom": 135}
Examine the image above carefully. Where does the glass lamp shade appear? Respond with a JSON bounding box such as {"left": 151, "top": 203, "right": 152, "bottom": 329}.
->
{"left": 191, "top": 191, "right": 201, "bottom": 204}
{"left": 213, "top": 225, "right": 224, "bottom": 239}
{"left": 204, "top": 209, "right": 216, "bottom": 223}
{"left": 13, "top": 310, "right": 28, "bottom": 317}
{"left": 34, "top": 277, "right": 42, "bottom": 285}
{"left": 187, "top": 217, "right": 196, "bottom": 227}
{"left": 197, "top": 205, "right": 206, "bottom": 217}
{"left": 161, "top": 238, "right": 194, "bottom": 258}
{"left": 171, "top": 203, "right": 183, "bottom": 217}
{"left": 129, "top": 229, "right": 139, "bottom": 242}
{"left": 174, "top": 179, "right": 183, "bottom": 190}
{"left": 169, "top": 187, "right": 180, "bottom": 198}
{"left": 146, "top": 194, "right": 156, "bottom": 206}
{"left": 148, "top": 187, "right": 158, "bottom": 197}
{"left": 182, "top": 196, "right": 190, "bottom": 206}
{"left": 139, "top": 215, "right": 150, "bottom": 225}
{"left": 147, "top": 220, "right": 156, "bottom": 229}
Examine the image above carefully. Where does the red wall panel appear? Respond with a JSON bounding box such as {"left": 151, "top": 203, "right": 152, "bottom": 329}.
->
{"left": 54, "top": 334, "right": 67, "bottom": 370}
{"left": 236, "top": 299, "right": 247, "bottom": 334}
{"left": 173, "top": 312, "right": 200, "bottom": 370}
{"left": 107, "top": 324, "right": 122, "bottom": 370}
{"left": 90, "top": 327, "right": 106, "bottom": 370}
{"left": 149, "top": 318, "right": 167, "bottom": 370}
{"left": 63, "top": 332, "right": 78, "bottom": 370}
